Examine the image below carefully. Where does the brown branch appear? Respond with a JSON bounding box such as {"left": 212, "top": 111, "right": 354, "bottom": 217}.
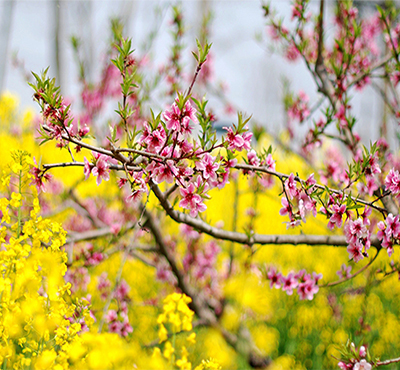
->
{"left": 371, "top": 81, "right": 398, "bottom": 117}
{"left": 375, "top": 356, "right": 400, "bottom": 367}
{"left": 374, "top": 189, "right": 398, "bottom": 216}
{"left": 68, "top": 189, "right": 106, "bottom": 229}
{"left": 233, "top": 163, "right": 387, "bottom": 215}
{"left": 143, "top": 205, "right": 270, "bottom": 368}
{"left": 66, "top": 224, "right": 131, "bottom": 244}
{"left": 142, "top": 207, "right": 217, "bottom": 324}
{"left": 348, "top": 53, "right": 393, "bottom": 89}
{"left": 42, "top": 124, "right": 116, "bottom": 158}
{"left": 115, "top": 147, "right": 164, "bottom": 161}
{"left": 150, "top": 180, "right": 381, "bottom": 248}
{"left": 316, "top": 0, "right": 324, "bottom": 69}
{"left": 43, "top": 161, "right": 140, "bottom": 172}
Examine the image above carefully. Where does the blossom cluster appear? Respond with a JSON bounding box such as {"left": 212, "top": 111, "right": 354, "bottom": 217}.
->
{"left": 337, "top": 342, "right": 372, "bottom": 370}
{"left": 344, "top": 209, "right": 372, "bottom": 263}
{"left": 279, "top": 173, "right": 317, "bottom": 228}
{"left": 265, "top": 267, "right": 322, "bottom": 301}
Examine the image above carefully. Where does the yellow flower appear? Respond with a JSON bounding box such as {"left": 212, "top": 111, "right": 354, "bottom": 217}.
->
{"left": 0, "top": 198, "right": 10, "bottom": 224}
{"left": 194, "top": 358, "right": 222, "bottom": 370}
{"left": 176, "top": 346, "right": 191, "bottom": 370}
{"left": 34, "top": 349, "right": 57, "bottom": 370}
{"left": 158, "top": 324, "right": 168, "bottom": 343}
{"left": 10, "top": 192, "right": 22, "bottom": 208}
{"left": 187, "top": 332, "right": 196, "bottom": 344}
{"left": 163, "top": 341, "right": 175, "bottom": 360}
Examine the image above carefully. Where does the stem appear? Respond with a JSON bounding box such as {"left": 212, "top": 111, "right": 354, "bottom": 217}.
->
{"left": 321, "top": 250, "right": 380, "bottom": 288}
{"left": 315, "top": 0, "right": 324, "bottom": 68}
{"left": 17, "top": 170, "right": 22, "bottom": 238}
{"left": 172, "top": 331, "right": 176, "bottom": 368}
{"left": 228, "top": 177, "right": 239, "bottom": 276}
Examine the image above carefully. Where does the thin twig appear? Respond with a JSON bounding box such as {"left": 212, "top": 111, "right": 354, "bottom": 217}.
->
{"left": 321, "top": 249, "right": 380, "bottom": 288}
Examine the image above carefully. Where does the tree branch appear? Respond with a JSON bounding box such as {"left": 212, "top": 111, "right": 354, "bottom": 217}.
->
{"left": 150, "top": 180, "right": 381, "bottom": 248}
{"left": 375, "top": 356, "right": 400, "bottom": 367}
{"left": 233, "top": 163, "right": 387, "bottom": 214}
{"left": 142, "top": 206, "right": 271, "bottom": 368}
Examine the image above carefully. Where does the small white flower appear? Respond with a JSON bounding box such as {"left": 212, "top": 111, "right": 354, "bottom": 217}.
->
{"left": 353, "top": 359, "right": 372, "bottom": 370}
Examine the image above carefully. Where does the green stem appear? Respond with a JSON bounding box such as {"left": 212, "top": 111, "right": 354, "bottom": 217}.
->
{"left": 172, "top": 331, "right": 176, "bottom": 369}
{"left": 17, "top": 170, "right": 22, "bottom": 238}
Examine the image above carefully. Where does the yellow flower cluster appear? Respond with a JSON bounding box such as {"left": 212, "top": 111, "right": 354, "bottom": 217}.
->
{"left": 158, "top": 292, "right": 194, "bottom": 339}
{"left": 156, "top": 293, "right": 222, "bottom": 370}
{"left": 0, "top": 152, "right": 82, "bottom": 369}
{"left": 194, "top": 358, "right": 222, "bottom": 370}
{"left": 156, "top": 293, "right": 195, "bottom": 369}
{"left": 0, "top": 151, "right": 155, "bottom": 370}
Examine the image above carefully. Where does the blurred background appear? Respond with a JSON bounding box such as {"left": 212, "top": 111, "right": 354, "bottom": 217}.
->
{"left": 0, "top": 0, "right": 388, "bottom": 147}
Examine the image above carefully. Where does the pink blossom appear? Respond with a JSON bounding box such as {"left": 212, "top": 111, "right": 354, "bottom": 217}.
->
{"left": 97, "top": 272, "right": 111, "bottom": 300}
{"left": 179, "top": 182, "right": 207, "bottom": 218}
{"left": 121, "top": 320, "right": 133, "bottom": 337}
{"left": 163, "top": 99, "right": 198, "bottom": 134}
{"left": 359, "top": 346, "right": 367, "bottom": 358}
{"left": 267, "top": 268, "right": 283, "bottom": 289}
{"left": 106, "top": 309, "right": 118, "bottom": 323}
{"left": 117, "top": 178, "right": 128, "bottom": 188}
{"left": 247, "top": 150, "right": 260, "bottom": 166}
{"left": 286, "top": 219, "right": 301, "bottom": 228}
{"left": 109, "top": 321, "right": 123, "bottom": 335}
{"left": 114, "top": 280, "right": 130, "bottom": 302}
{"left": 345, "top": 218, "right": 368, "bottom": 244}
{"left": 83, "top": 157, "right": 92, "bottom": 180}
{"left": 64, "top": 267, "right": 90, "bottom": 294}
{"left": 365, "top": 153, "right": 381, "bottom": 175}
{"left": 180, "top": 224, "right": 200, "bottom": 240}
{"left": 84, "top": 152, "right": 115, "bottom": 186}
{"left": 347, "top": 241, "right": 365, "bottom": 263}
{"left": 285, "top": 173, "right": 298, "bottom": 199}
{"left": 287, "top": 91, "right": 310, "bottom": 123}
{"left": 328, "top": 204, "right": 347, "bottom": 230}
{"left": 151, "top": 160, "right": 178, "bottom": 184}
{"left": 377, "top": 213, "right": 400, "bottom": 256}
{"left": 281, "top": 273, "right": 298, "bottom": 295}
{"left": 139, "top": 122, "right": 166, "bottom": 153}
{"left": 297, "top": 273, "right": 321, "bottom": 300}
{"left": 337, "top": 264, "right": 352, "bottom": 279}
{"left": 285, "top": 42, "right": 300, "bottom": 62}
{"left": 279, "top": 197, "right": 292, "bottom": 217}
{"left": 353, "top": 360, "right": 372, "bottom": 370}
{"left": 78, "top": 124, "right": 90, "bottom": 138}
{"left": 224, "top": 126, "right": 252, "bottom": 152}
{"left": 86, "top": 252, "right": 104, "bottom": 266}
{"left": 264, "top": 153, "right": 275, "bottom": 170}
{"left": 163, "top": 102, "right": 182, "bottom": 131}
{"left": 196, "top": 153, "right": 219, "bottom": 181}
{"left": 126, "top": 171, "right": 148, "bottom": 202}
{"left": 91, "top": 155, "right": 110, "bottom": 185}
{"left": 385, "top": 168, "right": 400, "bottom": 197}
{"left": 365, "top": 175, "right": 378, "bottom": 197}
{"left": 30, "top": 164, "right": 52, "bottom": 193}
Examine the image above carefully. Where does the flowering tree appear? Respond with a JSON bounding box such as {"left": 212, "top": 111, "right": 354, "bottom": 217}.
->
{"left": 4, "top": 1, "right": 400, "bottom": 369}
